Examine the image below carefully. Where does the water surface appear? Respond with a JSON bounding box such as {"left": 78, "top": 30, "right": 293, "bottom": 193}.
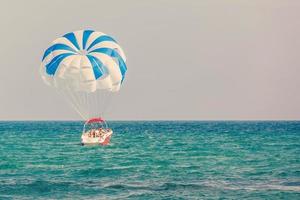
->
{"left": 0, "top": 121, "right": 299, "bottom": 199}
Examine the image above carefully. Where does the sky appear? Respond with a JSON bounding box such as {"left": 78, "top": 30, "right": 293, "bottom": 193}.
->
{"left": 0, "top": 0, "right": 299, "bottom": 120}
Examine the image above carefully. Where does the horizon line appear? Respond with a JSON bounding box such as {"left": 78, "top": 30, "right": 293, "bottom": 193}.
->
{"left": 0, "top": 119, "right": 300, "bottom": 122}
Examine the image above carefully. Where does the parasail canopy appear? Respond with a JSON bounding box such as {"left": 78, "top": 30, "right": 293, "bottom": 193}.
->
{"left": 40, "top": 30, "right": 127, "bottom": 120}
{"left": 40, "top": 30, "right": 127, "bottom": 92}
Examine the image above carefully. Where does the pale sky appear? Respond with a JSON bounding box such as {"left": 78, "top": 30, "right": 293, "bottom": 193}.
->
{"left": 0, "top": 0, "right": 299, "bottom": 120}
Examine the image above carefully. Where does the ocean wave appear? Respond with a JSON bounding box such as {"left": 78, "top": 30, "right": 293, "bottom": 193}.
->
{"left": 201, "top": 180, "right": 300, "bottom": 192}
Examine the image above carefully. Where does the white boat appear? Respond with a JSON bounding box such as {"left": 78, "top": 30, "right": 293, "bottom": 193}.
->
{"left": 81, "top": 118, "right": 113, "bottom": 146}
{"left": 81, "top": 129, "right": 113, "bottom": 145}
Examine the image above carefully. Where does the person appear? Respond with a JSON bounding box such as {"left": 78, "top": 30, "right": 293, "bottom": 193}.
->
{"left": 95, "top": 130, "right": 100, "bottom": 137}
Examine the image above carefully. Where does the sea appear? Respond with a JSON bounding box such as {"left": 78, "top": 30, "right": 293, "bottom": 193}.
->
{"left": 0, "top": 121, "right": 299, "bottom": 199}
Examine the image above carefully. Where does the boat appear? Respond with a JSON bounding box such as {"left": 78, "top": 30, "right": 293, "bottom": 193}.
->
{"left": 81, "top": 117, "right": 113, "bottom": 146}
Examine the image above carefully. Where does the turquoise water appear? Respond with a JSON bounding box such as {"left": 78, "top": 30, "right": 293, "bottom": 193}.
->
{"left": 0, "top": 121, "right": 299, "bottom": 199}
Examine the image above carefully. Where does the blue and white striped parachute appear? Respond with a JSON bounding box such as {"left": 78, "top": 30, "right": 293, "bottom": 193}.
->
{"left": 40, "top": 30, "right": 127, "bottom": 119}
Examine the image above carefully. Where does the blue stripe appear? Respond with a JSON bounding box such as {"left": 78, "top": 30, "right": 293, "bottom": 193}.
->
{"left": 89, "top": 48, "right": 127, "bottom": 79}
{"left": 46, "top": 53, "right": 75, "bottom": 75}
{"left": 82, "top": 30, "right": 94, "bottom": 50}
{"left": 86, "top": 35, "right": 117, "bottom": 51}
{"left": 42, "top": 44, "right": 77, "bottom": 61}
{"left": 63, "top": 32, "right": 80, "bottom": 50}
{"left": 86, "top": 55, "right": 106, "bottom": 79}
